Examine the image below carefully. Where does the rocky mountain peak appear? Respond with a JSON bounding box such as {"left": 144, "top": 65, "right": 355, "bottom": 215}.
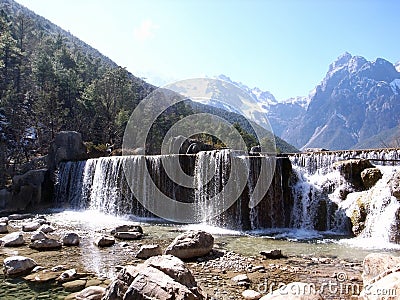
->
{"left": 396, "top": 61, "right": 400, "bottom": 72}
{"left": 328, "top": 52, "right": 352, "bottom": 73}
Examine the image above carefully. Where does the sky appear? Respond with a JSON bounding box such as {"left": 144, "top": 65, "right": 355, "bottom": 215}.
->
{"left": 15, "top": 0, "right": 400, "bottom": 101}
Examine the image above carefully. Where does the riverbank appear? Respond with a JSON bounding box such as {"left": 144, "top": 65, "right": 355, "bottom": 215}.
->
{"left": 0, "top": 210, "right": 398, "bottom": 299}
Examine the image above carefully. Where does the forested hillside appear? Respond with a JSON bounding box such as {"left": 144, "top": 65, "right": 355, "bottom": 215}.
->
{"left": 0, "top": 0, "right": 158, "bottom": 187}
{"left": 0, "top": 0, "right": 298, "bottom": 189}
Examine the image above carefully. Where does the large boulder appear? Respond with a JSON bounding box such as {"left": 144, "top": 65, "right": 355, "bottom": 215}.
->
{"left": 164, "top": 230, "right": 214, "bottom": 259}
{"left": 333, "top": 159, "right": 374, "bottom": 190}
{"left": 0, "top": 232, "right": 25, "bottom": 247}
{"left": 362, "top": 253, "right": 400, "bottom": 285}
{"left": 103, "top": 255, "right": 205, "bottom": 300}
{"left": 47, "top": 131, "right": 87, "bottom": 171}
{"left": 361, "top": 168, "right": 382, "bottom": 189}
{"left": 12, "top": 169, "right": 49, "bottom": 209}
{"left": 168, "top": 135, "right": 214, "bottom": 155}
{"left": 3, "top": 256, "right": 37, "bottom": 276}
{"left": 359, "top": 271, "right": 400, "bottom": 300}
{"left": 389, "top": 170, "right": 400, "bottom": 199}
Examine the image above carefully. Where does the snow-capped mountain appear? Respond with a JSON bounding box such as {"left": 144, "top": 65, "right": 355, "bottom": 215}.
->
{"left": 214, "top": 74, "right": 309, "bottom": 136}
{"left": 281, "top": 52, "right": 400, "bottom": 150}
{"left": 215, "top": 74, "right": 277, "bottom": 110}
{"left": 204, "top": 53, "right": 400, "bottom": 150}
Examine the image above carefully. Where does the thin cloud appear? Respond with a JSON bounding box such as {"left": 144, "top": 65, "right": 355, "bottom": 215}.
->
{"left": 133, "top": 20, "right": 158, "bottom": 41}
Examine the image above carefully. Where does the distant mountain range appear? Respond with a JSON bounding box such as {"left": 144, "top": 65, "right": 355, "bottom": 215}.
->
{"left": 4, "top": 0, "right": 400, "bottom": 152}
{"left": 215, "top": 53, "right": 400, "bottom": 150}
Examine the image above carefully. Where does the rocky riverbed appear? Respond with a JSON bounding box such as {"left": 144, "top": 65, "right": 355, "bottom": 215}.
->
{"left": 0, "top": 211, "right": 399, "bottom": 299}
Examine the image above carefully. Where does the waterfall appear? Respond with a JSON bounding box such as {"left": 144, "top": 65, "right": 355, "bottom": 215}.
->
{"left": 342, "top": 167, "right": 400, "bottom": 244}
{"left": 55, "top": 148, "right": 400, "bottom": 239}
{"left": 55, "top": 160, "right": 86, "bottom": 208}
{"left": 290, "top": 148, "right": 400, "bottom": 175}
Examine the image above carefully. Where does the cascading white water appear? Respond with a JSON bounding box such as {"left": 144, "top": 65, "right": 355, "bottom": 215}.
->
{"left": 55, "top": 160, "right": 86, "bottom": 207}
{"left": 193, "top": 150, "right": 234, "bottom": 224}
{"left": 289, "top": 149, "right": 400, "bottom": 239}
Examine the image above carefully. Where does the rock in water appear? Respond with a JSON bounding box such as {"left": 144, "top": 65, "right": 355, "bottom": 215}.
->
{"left": 0, "top": 232, "right": 25, "bottom": 247}
{"left": 3, "top": 256, "right": 37, "bottom": 276}
{"left": 111, "top": 224, "right": 143, "bottom": 240}
{"left": 113, "top": 231, "right": 142, "bottom": 240}
{"left": 361, "top": 167, "right": 382, "bottom": 189}
{"left": 136, "top": 244, "right": 162, "bottom": 259}
{"left": 242, "top": 289, "right": 262, "bottom": 300}
{"left": 38, "top": 224, "right": 55, "bottom": 233}
{"left": 75, "top": 286, "right": 106, "bottom": 300}
{"left": 30, "top": 238, "right": 62, "bottom": 250}
{"left": 94, "top": 235, "right": 115, "bottom": 247}
{"left": 260, "top": 249, "right": 286, "bottom": 259}
{"left": 103, "top": 255, "right": 205, "bottom": 300}
{"left": 0, "top": 222, "right": 8, "bottom": 233}
{"left": 111, "top": 224, "right": 143, "bottom": 234}
{"left": 62, "top": 232, "right": 80, "bottom": 246}
{"left": 31, "top": 231, "right": 47, "bottom": 242}
{"left": 22, "top": 221, "right": 41, "bottom": 232}
{"left": 164, "top": 230, "right": 214, "bottom": 259}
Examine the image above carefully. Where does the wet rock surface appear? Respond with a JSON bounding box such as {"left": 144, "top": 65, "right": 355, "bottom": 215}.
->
{"left": 165, "top": 230, "right": 214, "bottom": 259}
{"left": 0, "top": 213, "right": 367, "bottom": 299}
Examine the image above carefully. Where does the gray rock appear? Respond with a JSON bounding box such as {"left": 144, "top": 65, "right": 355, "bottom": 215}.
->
{"left": 362, "top": 253, "right": 400, "bottom": 285}
{"left": 242, "top": 289, "right": 262, "bottom": 300}
{"left": 260, "top": 249, "right": 286, "bottom": 259}
{"left": 164, "top": 230, "right": 214, "bottom": 259}
{"left": 31, "top": 231, "right": 47, "bottom": 242}
{"left": 47, "top": 131, "right": 87, "bottom": 172}
{"left": 111, "top": 224, "right": 143, "bottom": 234}
{"left": 62, "top": 232, "right": 80, "bottom": 246}
{"left": 390, "top": 170, "right": 400, "bottom": 199}
{"left": 0, "top": 222, "right": 8, "bottom": 234}
{"left": 333, "top": 159, "right": 374, "bottom": 190}
{"left": 30, "top": 238, "right": 62, "bottom": 250}
{"left": 7, "top": 213, "right": 34, "bottom": 220}
{"left": 57, "top": 269, "right": 78, "bottom": 283}
{"left": 3, "top": 255, "right": 37, "bottom": 276}
{"left": 0, "top": 232, "right": 25, "bottom": 247}
{"left": 231, "top": 274, "right": 250, "bottom": 284}
{"left": 12, "top": 169, "right": 48, "bottom": 209}
{"left": 75, "top": 286, "right": 106, "bottom": 300}
{"left": 22, "top": 221, "right": 41, "bottom": 232}
{"left": 136, "top": 244, "right": 162, "bottom": 259}
{"left": 361, "top": 167, "right": 382, "bottom": 189}
{"left": 39, "top": 224, "right": 55, "bottom": 233}
{"left": 114, "top": 231, "right": 142, "bottom": 240}
{"left": 359, "top": 271, "right": 400, "bottom": 300}
{"left": 0, "top": 216, "right": 9, "bottom": 224}
{"left": 94, "top": 235, "right": 115, "bottom": 247}
{"left": 103, "top": 255, "right": 205, "bottom": 300}
{"left": 62, "top": 279, "right": 87, "bottom": 292}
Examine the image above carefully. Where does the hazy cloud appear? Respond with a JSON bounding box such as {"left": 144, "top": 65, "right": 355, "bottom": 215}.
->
{"left": 133, "top": 20, "right": 158, "bottom": 41}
